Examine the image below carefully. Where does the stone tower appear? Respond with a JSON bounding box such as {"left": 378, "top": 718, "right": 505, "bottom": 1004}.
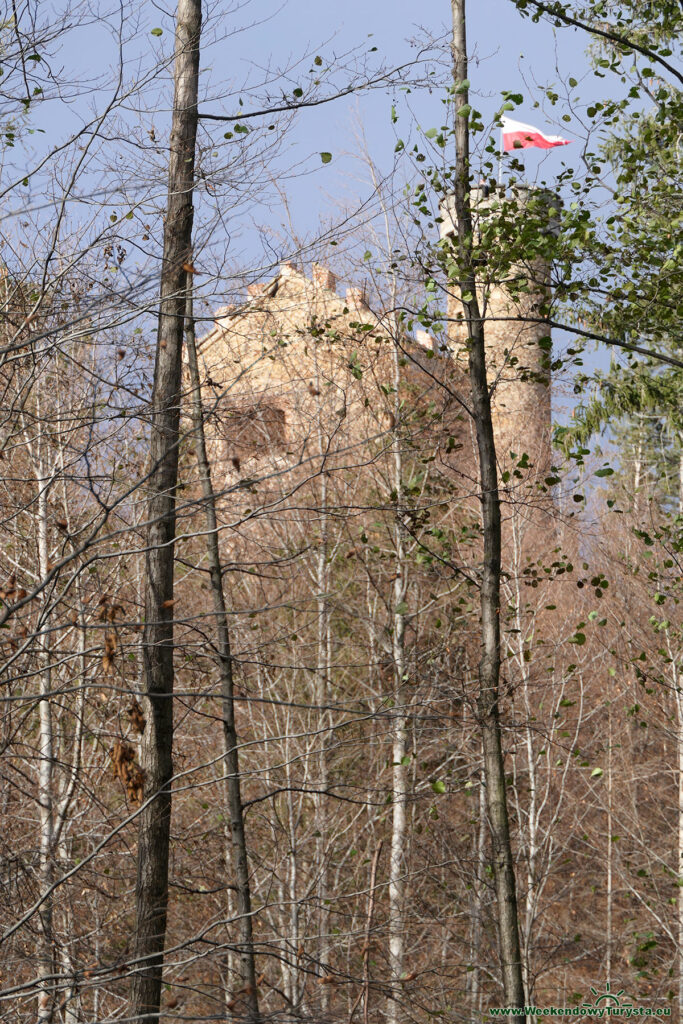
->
{"left": 438, "top": 185, "right": 559, "bottom": 479}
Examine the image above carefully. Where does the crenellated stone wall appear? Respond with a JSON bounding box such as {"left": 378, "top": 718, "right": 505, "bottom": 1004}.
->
{"left": 194, "top": 262, "right": 468, "bottom": 499}
{"left": 195, "top": 194, "right": 558, "bottom": 536}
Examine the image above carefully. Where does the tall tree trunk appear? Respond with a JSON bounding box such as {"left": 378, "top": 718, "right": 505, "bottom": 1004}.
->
{"left": 284, "top": 751, "right": 303, "bottom": 1011}
{"left": 510, "top": 523, "right": 538, "bottom": 1004}
{"left": 467, "top": 759, "right": 486, "bottom": 1019}
{"left": 677, "top": 443, "right": 683, "bottom": 1023}
{"left": 676, "top": 688, "right": 683, "bottom": 1024}
{"left": 606, "top": 693, "right": 613, "bottom": 988}
{"left": 387, "top": 331, "right": 409, "bottom": 1024}
{"left": 36, "top": 459, "right": 55, "bottom": 1024}
{"left": 449, "top": 0, "right": 525, "bottom": 1010}
{"left": 184, "top": 295, "right": 261, "bottom": 1022}
{"left": 313, "top": 383, "right": 331, "bottom": 1006}
{"left": 130, "top": 1, "right": 201, "bottom": 1019}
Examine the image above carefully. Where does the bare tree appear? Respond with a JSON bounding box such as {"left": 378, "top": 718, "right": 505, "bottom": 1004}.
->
{"left": 447, "top": 0, "right": 525, "bottom": 1009}
{"left": 130, "top": 0, "right": 202, "bottom": 1019}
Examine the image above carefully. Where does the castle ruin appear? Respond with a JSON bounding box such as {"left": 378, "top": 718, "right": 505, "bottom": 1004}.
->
{"left": 196, "top": 187, "right": 557, "bottom": 512}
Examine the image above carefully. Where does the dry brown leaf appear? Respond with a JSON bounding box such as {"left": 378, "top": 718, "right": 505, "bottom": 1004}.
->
{"left": 127, "top": 698, "right": 146, "bottom": 735}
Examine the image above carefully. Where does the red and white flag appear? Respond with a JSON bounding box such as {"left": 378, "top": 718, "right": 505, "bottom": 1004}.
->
{"left": 501, "top": 116, "right": 571, "bottom": 152}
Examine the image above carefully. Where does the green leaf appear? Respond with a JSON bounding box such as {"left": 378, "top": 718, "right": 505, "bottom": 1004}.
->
{"left": 431, "top": 780, "right": 446, "bottom": 794}
{"left": 591, "top": 767, "right": 604, "bottom": 778}
{"left": 150, "top": 27, "right": 163, "bottom": 36}
{"left": 595, "top": 466, "right": 614, "bottom": 477}
{"left": 456, "top": 104, "right": 472, "bottom": 118}
{"left": 425, "top": 127, "right": 438, "bottom": 139}
{"left": 320, "top": 152, "right": 332, "bottom": 164}
{"left": 395, "top": 601, "right": 409, "bottom": 616}
{"left": 293, "top": 87, "right": 303, "bottom": 98}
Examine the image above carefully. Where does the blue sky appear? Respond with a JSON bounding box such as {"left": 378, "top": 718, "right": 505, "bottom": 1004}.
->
{"left": 11, "top": 0, "right": 598, "bottom": 244}
{"left": 193, "top": 0, "right": 594, "bottom": 245}
{"left": 3, "top": 0, "right": 615, "bottom": 418}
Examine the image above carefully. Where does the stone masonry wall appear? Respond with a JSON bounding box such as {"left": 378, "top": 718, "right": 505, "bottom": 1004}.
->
{"left": 439, "top": 188, "right": 556, "bottom": 479}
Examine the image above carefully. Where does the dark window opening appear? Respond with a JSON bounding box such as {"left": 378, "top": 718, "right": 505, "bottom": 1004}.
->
{"left": 222, "top": 403, "right": 286, "bottom": 458}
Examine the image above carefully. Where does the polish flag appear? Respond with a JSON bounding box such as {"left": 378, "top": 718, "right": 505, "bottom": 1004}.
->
{"left": 501, "top": 116, "right": 571, "bottom": 152}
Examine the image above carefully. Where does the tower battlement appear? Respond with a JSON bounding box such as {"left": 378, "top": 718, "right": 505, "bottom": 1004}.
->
{"left": 197, "top": 194, "right": 557, "bottom": 506}
{"left": 438, "top": 185, "right": 559, "bottom": 475}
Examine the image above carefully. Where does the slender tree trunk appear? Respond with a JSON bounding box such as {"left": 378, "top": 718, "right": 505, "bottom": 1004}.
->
{"left": 56, "top": 605, "right": 87, "bottom": 1024}
{"left": 130, "top": 1, "right": 201, "bottom": 1019}
{"left": 677, "top": 447, "right": 683, "bottom": 1023}
{"left": 285, "top": 752, "right": 302, "bottom": 1011}
{"left": 467, "top": 762, "right": 486, "bottom": 1020}
{"left": 632, "top": 432, "right": 643, "bottom": 518}
{"left": 36, "top": 461, "right": 55, "bottom": 1024}
{"left": 606, "top": 693, "right": 613, "bottom": 988}
{"left": 449, "top": 0, "right": 525, "bottom": 1010}
{"left": 185, "top": 298, "right": 261, "bottom": 1021}
{"left": 387, "top": 335, "right": 409, "bottom": 1024}
{"left": 677, "top": 694, "right": 683, "bottom": 1024}
{"left": 349, "top": 840, "right": 383, "bottom": 1024}
{"left": 313, "top": 407, "right": 331, "bottom": 1007}
{"left": 510, "top": 525, "right": 538, "bottom": 1004}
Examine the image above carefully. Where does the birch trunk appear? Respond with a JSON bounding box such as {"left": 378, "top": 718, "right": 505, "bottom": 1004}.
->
{"left": 314, "top": 399, "right": 331, "bottom": 1006}
{"left": 286, "top": 774, "right": 301, "bottom": 1010}
{"left": 678, "top": 697, "right": 683, "bottom": 1024}
{"left": 450, "top": 0, "right": 525, "bottom": 1009}
{"left": 467, "top": 767, "right": 486, "bottom": 1019}
{"left": 387, "top": 328, "right": 408, "bottom": 1024}
{"left": 677, "top": 444, "right": 683, "bottom": 1023}
{"left": 36, "top": 460, "right": 55, "bottom": 1024}
{"left": 55, "top": 617, "right": 87, "bottom": 1024}
{"left": 606, "top": 694, "right": 613, "bottom": 988}
{"left": 185, "top": 297, "right": 260, "bottom": 1021}
{"left": 130, "top": 0, "right": 201, "bottom": 1018}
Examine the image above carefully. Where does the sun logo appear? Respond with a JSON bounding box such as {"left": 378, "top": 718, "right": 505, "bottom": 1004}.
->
{"left": 583, "top": 983, "right": 633, "bottom": 1010}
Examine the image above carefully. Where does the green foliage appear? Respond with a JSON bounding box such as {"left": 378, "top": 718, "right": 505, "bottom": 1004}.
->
{"left": 546, "top": 1, "right": 683, "bottom": 508}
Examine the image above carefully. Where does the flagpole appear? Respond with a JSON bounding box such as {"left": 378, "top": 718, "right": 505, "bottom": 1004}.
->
{"left": 498, "top": 126, "right": 503, "bottom": 186}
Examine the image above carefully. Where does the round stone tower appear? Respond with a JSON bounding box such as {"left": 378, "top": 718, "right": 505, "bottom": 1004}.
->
{"left": 438, "top": 185, "right": 560, "bottom": 478}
